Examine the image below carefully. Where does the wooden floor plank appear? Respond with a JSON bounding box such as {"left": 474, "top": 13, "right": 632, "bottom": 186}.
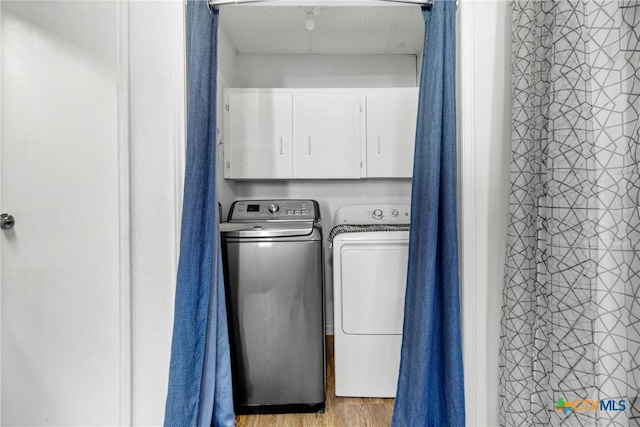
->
{"left": 235, "top": 336, "right": 394, "bottom": 427}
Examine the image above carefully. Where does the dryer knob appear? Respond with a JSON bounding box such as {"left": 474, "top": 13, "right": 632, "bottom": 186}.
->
{"left": 268, "top": 203, "right": 280, "bottom": 214}
{"left": 372, "top": 209, "right": 383, "bottom": 220}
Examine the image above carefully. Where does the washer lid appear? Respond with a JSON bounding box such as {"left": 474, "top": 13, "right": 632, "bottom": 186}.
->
{"left": 220, "top": 221, "right": 315, "bottom": 238}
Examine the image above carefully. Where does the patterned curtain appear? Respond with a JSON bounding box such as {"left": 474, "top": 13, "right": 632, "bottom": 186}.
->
{"left": 500, "top": 1, "right": 640, "bottom": 426}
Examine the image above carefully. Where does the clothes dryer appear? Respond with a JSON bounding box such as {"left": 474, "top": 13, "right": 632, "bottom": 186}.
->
{"left": 330, "top": 204, "right": 410, "bottom": 398}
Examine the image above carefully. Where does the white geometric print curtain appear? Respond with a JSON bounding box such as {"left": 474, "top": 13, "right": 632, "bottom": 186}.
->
{"left": 500, "top": 1, "right": 640, "bottom": 426}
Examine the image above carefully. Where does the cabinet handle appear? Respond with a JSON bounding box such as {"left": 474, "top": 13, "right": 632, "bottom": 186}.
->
{"left": 377, "top": 135, "right": 381, "bottom": 154}
{"left": 308, "top": 137, "right": 312, "bottom": 155}
{"left": 279, "top": 137, "right": 283, "bottom": 155}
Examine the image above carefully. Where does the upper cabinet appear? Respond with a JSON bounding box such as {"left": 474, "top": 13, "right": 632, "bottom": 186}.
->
{"left": 226, "top": 91, "right": 293, "bottom": 179}
{"left": 223, "top": 88, "right": 418, "bottom": 180}
{"left": 365, "top": 89, "right": 418, "bottom": 178}
{"left": 295, "top": 91, "right": 363, "bottom": 179}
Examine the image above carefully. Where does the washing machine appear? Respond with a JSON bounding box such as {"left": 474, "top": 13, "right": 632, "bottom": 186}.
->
{"left": 220, "top": 199, "right": 325, "bottom": 414}
{"left": 330, "top": 204, "right": 410, "bottom": 398}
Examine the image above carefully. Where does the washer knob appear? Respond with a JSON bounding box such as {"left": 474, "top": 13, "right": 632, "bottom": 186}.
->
{"left": 372, "top": 209, "right": 383, "bottom": 220}
{"left": 268, "top": 203, "right": 279, "bottom": 214}
{"left": 391, "top": 209, "right": 399, "bottom": 218}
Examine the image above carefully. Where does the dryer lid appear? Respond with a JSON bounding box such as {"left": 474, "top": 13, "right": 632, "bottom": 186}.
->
{"left": 220, "top": 221, "right": 315, "bottom": 238}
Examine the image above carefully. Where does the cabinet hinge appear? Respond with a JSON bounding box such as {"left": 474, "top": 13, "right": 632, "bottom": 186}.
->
{"left": 225, "top": 104, "right": 229, "bottom": 111}
{"left": 359, "top": 105, "right": 363, "bottom": 112}
{"left": 360, "top": 161, "right": 363, "bottom": 168}
{"left": 226, "top": 161, "right": 230, "bottom": 168}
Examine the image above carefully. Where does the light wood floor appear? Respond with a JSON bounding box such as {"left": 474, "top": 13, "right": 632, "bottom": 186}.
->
{"left": 236, "top": 336, "right": 395, "bottom": 427}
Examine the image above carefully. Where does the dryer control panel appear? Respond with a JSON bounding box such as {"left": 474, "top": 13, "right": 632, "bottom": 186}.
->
{"left": 228, "top": 199, "right": 319, "bottom": 222}
{"left": 334, "top": 204, "right": 411, "bottom": 225}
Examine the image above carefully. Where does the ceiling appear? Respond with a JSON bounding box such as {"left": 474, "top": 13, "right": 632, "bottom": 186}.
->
{"left": 219, "top": 6, "right": 425, "bottom": 55}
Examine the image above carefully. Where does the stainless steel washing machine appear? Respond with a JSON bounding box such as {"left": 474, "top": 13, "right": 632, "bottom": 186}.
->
{"left": 220, "top": 199, "right": 325, "bottom": 414}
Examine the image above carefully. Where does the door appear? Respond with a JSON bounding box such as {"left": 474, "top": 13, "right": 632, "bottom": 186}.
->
{"left": 227, "top": 91, "right": 293, "bottom": 179}
{"left": 340, "top": 241, "right": 408, "bottom": 335}
{"left": 366, "top": 89, "right": 418, "bottom": 178}
{"left": 1, "top": 2, "right": 123, "bottom": 425}
{"left": 295, "top": 92, "right": 362, "bottom": 179}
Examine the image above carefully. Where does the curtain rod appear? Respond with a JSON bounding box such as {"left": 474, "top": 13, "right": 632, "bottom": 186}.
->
{"left": 207, "top": 0, "right": 434, "bottom": 10}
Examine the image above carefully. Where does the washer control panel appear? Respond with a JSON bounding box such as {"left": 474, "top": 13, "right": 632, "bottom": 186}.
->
{"left": 228, "top": 200, "right": 318, "bottom": 222}
{"left": 334, "top": 204, "right": 411, "bottom": 225}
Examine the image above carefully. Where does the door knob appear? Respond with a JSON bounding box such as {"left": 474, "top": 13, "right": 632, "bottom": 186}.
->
{"left": 1, "top": 213, "right": 15, "bottom": 230}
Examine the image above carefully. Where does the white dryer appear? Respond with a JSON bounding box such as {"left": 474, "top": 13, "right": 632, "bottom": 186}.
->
{"left": 330, "top": 204, "right": 410, "bottom": 398}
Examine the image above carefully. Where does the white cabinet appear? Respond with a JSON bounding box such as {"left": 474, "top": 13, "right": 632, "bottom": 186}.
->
{"left": 294, "top": 92, "right": 363, "bottom": 179}
{"left": 223, "top": 88, "right": 418, "bottom": 180}
{"left": 365, "top": 89, "right": 418, "bottom": 178}
{"left": 226, "top": 91, "right": 293, "bottom": 179}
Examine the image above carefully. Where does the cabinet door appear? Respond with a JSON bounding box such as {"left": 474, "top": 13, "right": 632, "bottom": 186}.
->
{"left": 366, "top": 89, "right": 418, "bottom": 178}
{"left": 228, "top": 92, "right": 293, "bottom": 179}
{"left": 295, "top": 92, "right": 362, "bottom": 179}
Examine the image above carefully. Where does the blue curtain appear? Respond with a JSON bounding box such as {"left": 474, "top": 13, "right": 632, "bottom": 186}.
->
{"left": 393, "top": 1, "right": 464, "bottom": 426}
{"left": 164, "top": 2, "right": 234, "bottom": 426}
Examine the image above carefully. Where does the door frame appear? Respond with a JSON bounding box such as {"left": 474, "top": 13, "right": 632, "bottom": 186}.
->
{"left": 194, "top": 1, "right": 483, "bottom": 423}
{"left": 459, "top": 1, "right": 484, "bottom": 425}
{"left": 0, "top": 3, "right": 4, "bottom": 421}
{"left": 116, "top": 2, "right": 133, "bottom": 426}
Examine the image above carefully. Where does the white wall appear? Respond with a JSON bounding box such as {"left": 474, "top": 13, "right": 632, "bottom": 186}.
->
{"left": 233, "top": 54, "right": 418, "bottom": 88}
{"left": 462, "top": 1, "right": 512, "bottom": 425}
{"left": 219, "top": 52, "right": 418, "bottom": 333}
